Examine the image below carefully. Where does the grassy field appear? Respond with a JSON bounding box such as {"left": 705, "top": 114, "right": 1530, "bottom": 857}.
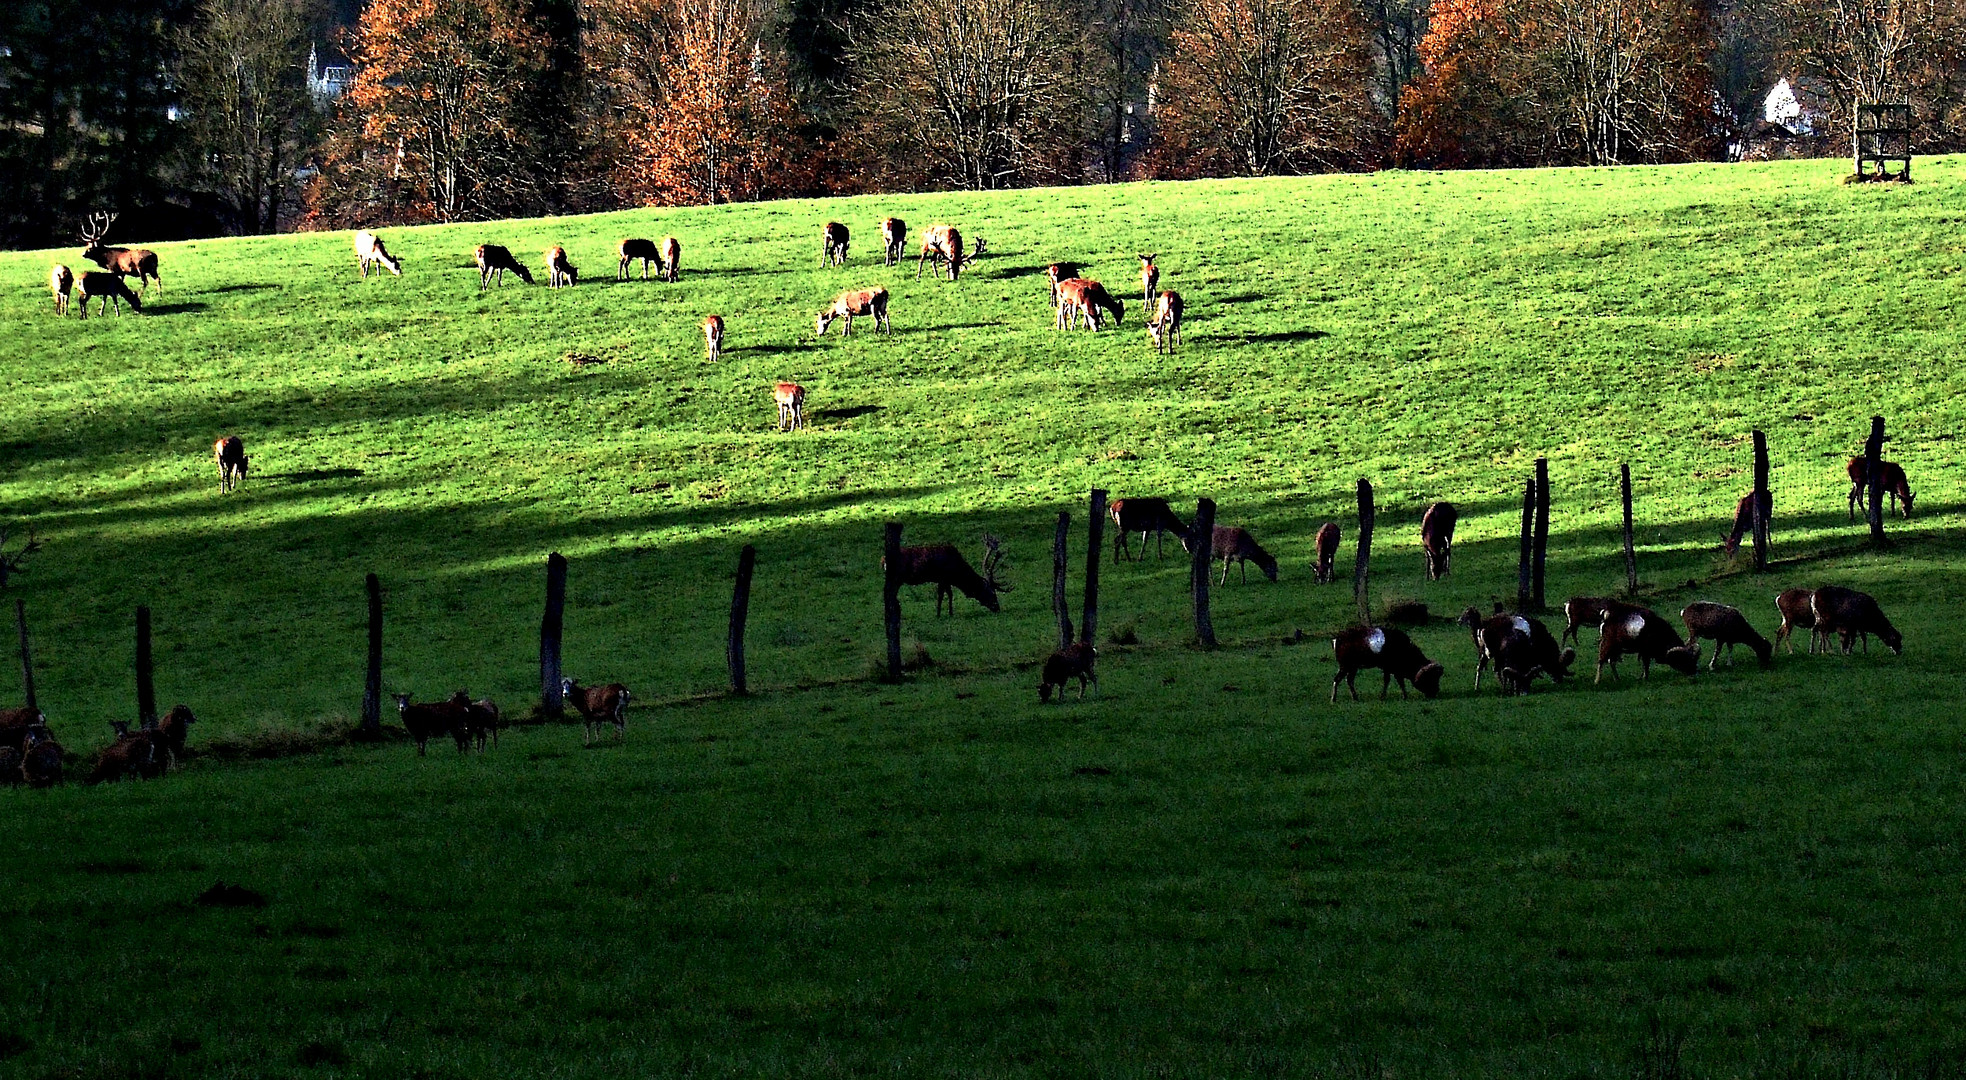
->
{"left": 1, "top": 157, "right": 1965, "bottom": 1077}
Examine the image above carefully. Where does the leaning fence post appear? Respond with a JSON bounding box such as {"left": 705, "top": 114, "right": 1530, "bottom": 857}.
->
{"left": 1354, "top": 479, "right": 1375, "bottom": 625}
{"left": 883, "top": 522, "right": 903, "bottom": 682}
{"left": 361, "top": 574, "right": 382, "bottom": 736}
{"left": 1620, "top": 464, "right": 1637, "bottom": 595}
{"left": 1864, "top": 416, "right": 1888, "bottom": 547}
{"left": 1082, "top": 489, "right": 1106, "bottom": 649}
{"left": 1751, "top": 430, "right": 1771, "bottom": 572}
{"left": 541, "top": 552, "right": 568, "bottom": 718}
{"left": 728, "top": 545, "right": 756, "bottom": 696}
{"left": 15, "top": 600, "right": 35, "bottom": 715}
{"left": 1516, "top": 479, "right": 1535, "bottom": 612}
{"left": 136, "top": 605, "right": 156, "bottom": 729}
{"left": 1053, "top": 512, "right": 1072, "bottom": 649}
{"left": 1532, "top": 457, "right": 1550, "bottom": 610}
{"left": 1191, "top": 497, "right": 1217, "bottom": 648}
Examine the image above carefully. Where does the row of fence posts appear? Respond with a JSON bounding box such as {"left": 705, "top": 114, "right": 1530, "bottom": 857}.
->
{"left": 5, "top": 420, "right": 1897, "bottom": 729}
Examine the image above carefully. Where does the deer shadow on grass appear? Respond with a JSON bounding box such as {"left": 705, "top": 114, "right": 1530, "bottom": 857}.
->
{"left": 1237, "top": 329, "right": 1328, "bottom": 344}
{"left": 280, "top": 468, "right": 366, "bottom": 483}
{"left": 816, "top": 405, "right": 883, "bottom": 421}
{"left": 206, "top": 283, "right": 282, "bottom": 294}
{"left": 143, "top": 302, "right": 210, "bottom": 316}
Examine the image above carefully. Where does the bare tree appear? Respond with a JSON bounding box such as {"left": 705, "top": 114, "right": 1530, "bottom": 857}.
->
{"left": 1359, "top": 0, "right": 1430, "bottom": 118}
{"left": 176, "top": 0, "right": 324, "bottom": 234}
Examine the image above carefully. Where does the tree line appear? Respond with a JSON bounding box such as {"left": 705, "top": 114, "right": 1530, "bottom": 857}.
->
{"left": 0, "top": 0, "right": 1961, "bottom": 244}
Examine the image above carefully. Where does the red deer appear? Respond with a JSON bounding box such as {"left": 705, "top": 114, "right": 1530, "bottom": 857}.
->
{"left": 1055, "top": 278, "right": 1124, "bottom": 330}
{"left": 77, "top": 271, "right": 141, "bottom": 317}
{"left": 1773, "top": 587, "right": 1820, "bottom": 654}
{"left": 50, "top": 264, "right": 73, "bottom": 315}
{"left": 392, "top": 693, "right": 468, "bottom": 755}
{"left": 881, "top": 217, "right": 907, "bottom": 266}
{"left": 1046, "top": 262, "right": 1082, "bottom": 305}
{"left": 1458, "top": 608, "right": 1575, "bottom": 693}
{"left": 80, "top": 212, "right": 160, "bottom": 293}
{"left": 1810, "top": 585, "right": 1902, "bottom": 655}
{"left": 1183, "top": 525, "right": 1278, "bottom": 584}
{"left": 916, "top": 224, "right": 984, "bottom": 281}
{"left": 1109, "top": 498, "right": 1188, "bottom": 561}
{"left": 1139, "top": 253, "right": 1159, "bottom": 305}
{"left": 476, "top": 244, "right": 533, "bottom": 286}
{"left": 214, "top": 436, "right": 248, "bottom": 494}
{"left": 1419, "top": 501, "right": 1458, "bottom": 580}
{"left": 544, "top": 245, "right": 578, "bottom": 289}
{"left": 561, "top": 677, "right": 631, "bottom": 744}
{"left": 817, "top": 287, "right": 891, "bottom": 337}
{"left": 22, "top": 724, "right": 63, "bottom": 786}
{"left": 1680, "top": 602, "right": 1773, "bottom": 670}
{"left": 1845, "top": 457, "right": 1914, "bottom": 520}
{"left": 704, "top": 315, "right": 725, "bottom": 362}
{"left": 660, "top": 237, "right": 681, "bottom": 282}
{"left": 1594, "top": 604, "right": 1699, "bottom": 683}
{"left": 1720, "top": 490, "right": 1772, "bottom": 556}
{"left": 1313, "top": 522, "right": 1340, "bottom": 583}
{"left": 156, "top": 703, "right": 197, "bottom": 764}
{"left": 355, "top": 231, "right": 401, "bottom": 277}
{"left": 1147, "top": 289, "right": 1182, "bottom": 353}
{"left": 89, "top": 722, "right": 164, "bottom": 783}
{"left": 774, "top": 382, "right": 807, "bottom": 431}
{"left": 1331, "top": 626, "right": 1444, "bottom": 702}
{"left": 1038, "top": 640, "right": 1097, "bottom": 703}
{"left": 619, "top": 238, "right": 661, "bottom": 280}
{"left": 886, "top": 537, "right": 1010, "bottom": 615}
{"left": 1561, "top": 596, "right": 1615, "bottom": 646}
{"left": 823, "top": 222, "right": 849, "bottom": 266}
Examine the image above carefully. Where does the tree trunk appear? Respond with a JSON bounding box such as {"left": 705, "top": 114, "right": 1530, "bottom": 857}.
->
{"left": 1082, "top": 489, "right": 1106, "bottom": 648}
{"left": 361, "top": 573, "right": 382, "bottom": 735}
{"left": 728, "top": 545, "right": 756, "bottom": 696}
{"left": 541, "top": 552, "right": 568, "bottom": 717}
{"left": 1054, "top": 512, "right": 1072, "bottom": 649}
{"left": 1751, "top": 430, "right": 1770, "bottom": 572}
{"left": 1532, "top": 457, "right": 1550, "bottom": 610}
{"left": 883, "top": 522, "right": 904, "bottom": 682}
{"left": 1191, "top": 498, "right": 1216, "bottom": 648}
{"left": 1621, "top": 464, "right": 1637, "bottom": 595}
{"left": 1865, "top": 415, "right": 1887, "bottom": 546}
{"left": 1354, "top": 479, "right": 1375, "bottom": 625}
{"left": 136, "top": 605, "right": 156, "bottom": 729}
{"left": 16, "top": 600, "right": 35, "bottom": 714}
{"left": 1517, "top": 479, "right": 1535, "bottom": 613}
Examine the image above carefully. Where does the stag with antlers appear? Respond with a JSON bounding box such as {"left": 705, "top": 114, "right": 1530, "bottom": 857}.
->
{"left": 80, "top": 212, "right": 160, "bottom": 293}
{"left": 916, "top": 225, "right": 985, "bottom": 282}
{"left": 886, "top": 535, "right": 1010, "bottom": 615}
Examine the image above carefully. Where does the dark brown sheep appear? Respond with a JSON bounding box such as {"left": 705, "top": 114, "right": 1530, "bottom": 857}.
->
{"left": 1810, "top": 585, "right": 1902, "bottom": 655}
{"left": 1561, "top": 596, "right": 1615, "bottom": 647}
{"left": 1680, "top": 602, "right": 1773, "bottom": 670}
{"left": 22, "top": 724, "right": 63, "bottom": 786}
{"left": 0, "top": 705, "right": 45, "bottom": 753}
{"left": 562, "top": 678, "right": 631, "bottom": 744}
{"left": 1594, "top": 604, "right": 1699, "bottom": 683}
{"left": 1458, "top": 607, "right": 1575, "bottom": 693}
{"left": 89, "top": 722, "right": 164, "bottom": 783}
{"left": 1331, "top": 626, "right": 1444, "bottom": 702}
{"left": 1037, "top": 641, "right": 1096, "bottom": 703}
{"left": 393, "top": 693, "right": 467, "bottom": 756}
{"left": 1773, "top": 587, "right": 1819, "bottom": 654}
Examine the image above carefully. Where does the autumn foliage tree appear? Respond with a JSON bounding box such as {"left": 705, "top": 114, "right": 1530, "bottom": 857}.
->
{"left": 1146, "top": 0, "right": 1382, "bottom": 176}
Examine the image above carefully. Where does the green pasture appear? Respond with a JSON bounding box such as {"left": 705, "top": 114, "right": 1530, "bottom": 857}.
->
{"left": 1, "top": 158, "right": 1964, "bottom": 1076}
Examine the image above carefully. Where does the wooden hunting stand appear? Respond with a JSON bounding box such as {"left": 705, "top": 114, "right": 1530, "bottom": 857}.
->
{"left": 1853, "top": 103, "right": 1912, "bottom": 182}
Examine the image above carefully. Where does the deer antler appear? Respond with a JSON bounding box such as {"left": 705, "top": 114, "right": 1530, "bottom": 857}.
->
{"left": 981, "top": 533, "right": 1011, "bottom": 592}
{"left": 80, "top": 211, "right": 117, "bottom": 245}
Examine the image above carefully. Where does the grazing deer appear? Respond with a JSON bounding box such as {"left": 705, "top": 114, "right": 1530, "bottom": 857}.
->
{"left": 1420, "top": 501, "right": 1458, "bottom": 580}
{"left": 80, "top": 212, "right": 160, "bottom": 293}
{"left": 1147, "top": 289, "right": 1183, "bottom": 353}
{"left": 1720, "top": 489, "right": 1771, "bottom": 556}
{"left": 1109, "top": 498, "right": 1188, "bottom": 561}
{"left": 916, "top": 224, "right": 984, "bottom": 282}
{"left": 887, "top": 536, "right": 1010, "bottom": 615}
{"left": 355, "top": 231, "right": 401, "bottom": 277}
{"left": 817, "top": 287, "right": 891, "bottom": 337}
{"left": 619, "top": 238, "right": 661, "bottom": 280}
{"left": 544, "top": 245, "right": 578, "bottom": 289}
{"left": 1844, "top": 457, "right": 1914, "bottom": 520}
{"left": 1046, "top": 262, "right": 1082, "bottom": 305}
{"left": 881, "top": 217, "right": 907, "bottom": 266}
{"left": 774, "top": 382, "right": 806, "bottom": 431}
{"left": 704, "top": 316, "right": 725, "bottom": 362}
{"left": 1185, "top": 525, "right": 1279, "bottom": 584}
{"left": 214, "top": 435, "right": 248, "bottom": 494}
{"left": 1139, "top": 254, "right": 1159, "bottom": 305}
{"left": 77, "top": 271, "right": 141, "bottom": 317}
{"left": 1038, "top": 638, "right": 1097, "bottom": 703}
{"left": 50, "top": 264, "right": 73, "bottom": 315}
{"left": 823, "top": 222, "right": 849, "bottom": 266}
{"left": 660, "top": 237, "right": 681, "bottom": 282}
{"left": 1313, "top": 522, "right": 1340, "bottom": 583}
{"left": 561, "top": 678, "right": 632, "bottom": 744}
{"left": 476, "top": 244, "right": 533, "bottom": 286}
{"left": 1055, "top": 279, "right": 1123, "bottom": 331}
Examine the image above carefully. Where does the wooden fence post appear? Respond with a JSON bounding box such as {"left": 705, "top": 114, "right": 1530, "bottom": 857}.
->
{"left": 541, "top": 553, "right": 568, "bottom": 718}
{"left": 1191, "top": 497, "right": 1217, "bottom": 648}
{"left": 15, "top": 600, "right": 35, "bottom": 714}
{"left": 728, "top": 545, "right": 756, "bottom": 696}
{"left": 1864, "top": 416, "right": 1888, "bottom": 547}
{"left": 1082, "top": 489, "right": 1106, "bottom": 648}
{"left": 1620, "top": 464, "right": 1637, "bottom": 595}
{"left": 361, "top": 574, "right": 382, "bottom": 736}
{"left": 1053, "top": 512, "right": 1072, "bottom": 649}
{"left": 136, "top": 605, "right": 156, "bottom": 729}
{"left": 1751, "top": 430, "right": 1771, "bottom": 572}
{"left": 1532, "top": 457, "right": 1550, "bottom": 610}
{"left": 1516, "top": 479, "right": 1535, "bottom": 612}
{"left": 883, "top": 523, "right": 903, "bottom": 682}
{"left": 1354, "top": 479, "right": 1375, "bottom": 625}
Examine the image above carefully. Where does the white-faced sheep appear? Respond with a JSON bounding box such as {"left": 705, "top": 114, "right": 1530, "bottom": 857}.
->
{"left": 1331, "top": 626, "right": 1444, "bottom": 702}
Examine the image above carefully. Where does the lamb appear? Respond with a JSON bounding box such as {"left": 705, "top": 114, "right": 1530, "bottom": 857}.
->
{"left": 561, "top": 677, "right": 631, "bottom": 744}
{"left": 22, "top": 724, "right": 64, "bottom": 786}
{"left": 1458, "top": 607, "right": 1575, "bottom": 693}
{"left": 1845, "top": 457, "right": 1914, "bottom": 520}
{"left": 1184, "top": 525, "right": 1278, "bottom": 583}
{"left": 50, "top": 263, "right": 73, "bottom": 315}
{"left": 1037, "top": 640, "right": 1097, "bottom": 703}
{"left": 89, "top": 722, "right": 164, "bottom": 783}
{"left": 1561, "top": 596, "right": 1615, "bottom": 647}
{"left": 1594, "top": 604, "right": 1700, "bottom": 683}
{"left": 1139, "top": 253, "right": 1159, "bottom": 306}
{"left": 214, "top": 435, "right": 248, "bottom": 494}
{"left": 1108, "top": 497, "right": 1188, "bottom": 561}
{"left": 1331, "top": 626, "right": 1444, "bottom": 702}
{"left": 1809, "top": 585, "right": 1902, "bottom": 655}
{"left": 393, "top": 693, "right": 467, "bottom": 756}
{"left": 1419, "top": 501, "right": 1458, "bottom": 580}
{"left": 1680, "top": 601, "right": 1773, "bottom": 670}
{"left": 1773, "top": 587, "right": 1820, "bottom": 654}
{"left": 1313, "top": 522, "right": 1340, "bottom": 584}
{"left": 1720, "top": 490, "right": 1771, "bottom": 556}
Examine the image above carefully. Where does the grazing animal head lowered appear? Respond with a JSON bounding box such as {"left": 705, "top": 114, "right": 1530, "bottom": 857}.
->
{"left": 1038, "top": 640, "right": 1097, "bottom": 703}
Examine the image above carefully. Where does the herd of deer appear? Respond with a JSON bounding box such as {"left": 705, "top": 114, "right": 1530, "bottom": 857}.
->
{"left": 45, "top": 212, "right": 158, "bottom": 318}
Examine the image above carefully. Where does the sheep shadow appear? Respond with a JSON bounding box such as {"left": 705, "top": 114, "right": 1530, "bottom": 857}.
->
{"left": 816, "top": 405, "right": 883, "bottom": 421}
{"left": 144, "top": 302, "right": 210, "bottom": 316}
